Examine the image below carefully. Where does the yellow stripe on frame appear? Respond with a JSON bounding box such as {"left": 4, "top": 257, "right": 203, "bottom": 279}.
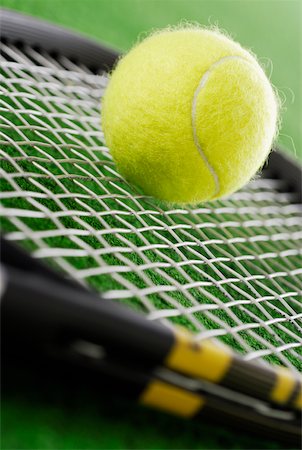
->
{"left": 140, "top": 380, "right": 204, "bottom": 418}
{"left": 271, "top": 367, "right": 298, "bottom": 406}
{"left": 166, "top": 329, "right": 232, "bottom": 383}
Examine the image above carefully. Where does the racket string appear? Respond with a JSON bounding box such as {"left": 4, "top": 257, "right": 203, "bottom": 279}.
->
{"left": 1, "top": 42, "right": 301, "bottom": 370}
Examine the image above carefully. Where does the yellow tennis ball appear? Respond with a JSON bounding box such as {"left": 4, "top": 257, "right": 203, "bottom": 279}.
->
{"left": 102, "top": 27, "right": 279, "bottom": 204}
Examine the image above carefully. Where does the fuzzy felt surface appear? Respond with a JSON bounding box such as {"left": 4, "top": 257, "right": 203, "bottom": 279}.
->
{"left": 102, "top": 28, "right": 278, "bottom": 204}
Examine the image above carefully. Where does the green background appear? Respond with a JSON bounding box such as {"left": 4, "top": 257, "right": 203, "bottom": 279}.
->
{"left": 1, "top": 1, "right": 301, "bottom": 449}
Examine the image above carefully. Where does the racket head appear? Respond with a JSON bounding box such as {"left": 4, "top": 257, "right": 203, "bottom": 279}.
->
{"left": 1, "top": 7, "right": 302, "bottom": 445}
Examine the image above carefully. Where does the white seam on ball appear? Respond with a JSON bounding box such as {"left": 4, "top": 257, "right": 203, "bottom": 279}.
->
{"left": 191, "top": 55, "right": 250, "bottom": 199}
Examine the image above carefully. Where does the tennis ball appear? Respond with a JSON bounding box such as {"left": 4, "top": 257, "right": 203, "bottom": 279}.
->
{"left": 102, "top": 27, "right": 279, "bottom": 204}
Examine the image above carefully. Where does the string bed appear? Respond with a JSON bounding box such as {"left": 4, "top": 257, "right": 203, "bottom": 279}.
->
{"left": 1, "top": 41, "right": 301, "bottom": 372}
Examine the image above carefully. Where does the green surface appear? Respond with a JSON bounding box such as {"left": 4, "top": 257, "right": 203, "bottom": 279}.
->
{"left": 3, "top": 361, "right": 284, "bottom": 450}
{"left": 1, "top": 1, "right": 301, "bottom": 449}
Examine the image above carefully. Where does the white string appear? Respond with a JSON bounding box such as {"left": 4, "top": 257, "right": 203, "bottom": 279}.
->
{"left": 1, "top": 42, "right": 301, "bottom": 370}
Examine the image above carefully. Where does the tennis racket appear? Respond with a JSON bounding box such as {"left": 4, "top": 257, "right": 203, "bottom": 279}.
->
{"left": 1, "top": 8, "right": 301, "bottom": 445}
